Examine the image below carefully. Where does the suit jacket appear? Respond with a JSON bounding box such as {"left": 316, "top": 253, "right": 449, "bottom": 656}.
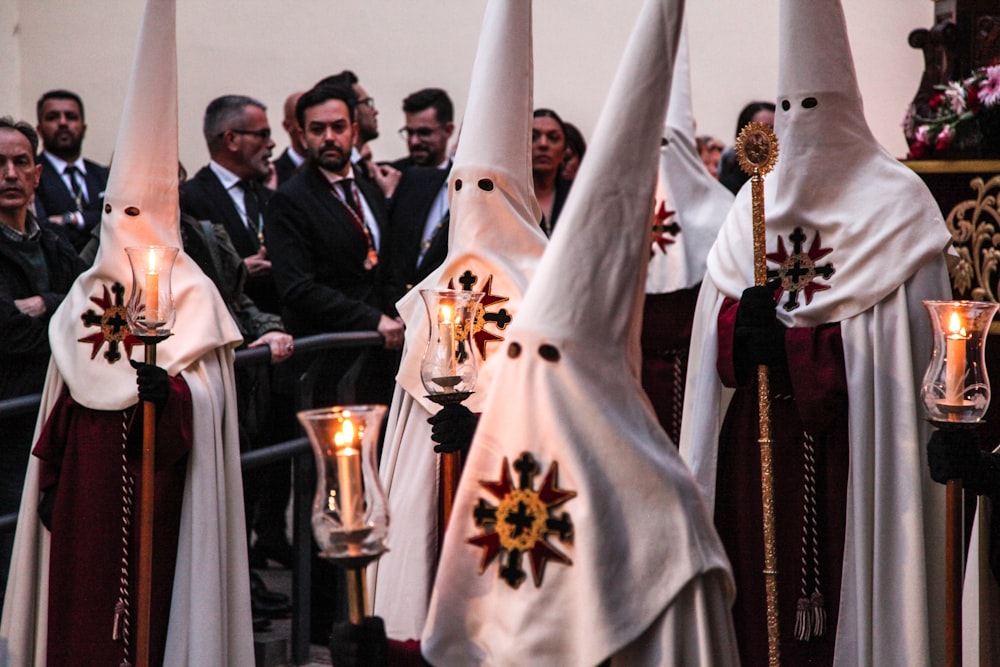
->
{"left": 272, "top": 148, "right": 301, "bottom": 186}
{"left": 0, "top": 218, "right": 86, "bottom": 399}
{"left": 265, "top": 164, "right": 391, "bottom": 336}
{"left": 34, "top": 154, "right": 109, "bottom": 251}
{"left": 388, "top": 155, "right": 416, "bottom": 172}
{"left": 383, "top": 166, "right": 450, "bottom": 312}
{"left": 180, "top": 165, "right": 279, "bottom": 313}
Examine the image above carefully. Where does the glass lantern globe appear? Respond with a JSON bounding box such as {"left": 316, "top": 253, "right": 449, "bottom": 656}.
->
{"left": 297, "top": 405, "right": 389, "bottom": 566}
{"left": 419, "top": 289, "right": 485, "bottom": 402}
{"left": 921, "top": 300, "right": 999, "bottom": 423}
{"left": 125, "top": 246, "right": 179, "bottom": 337}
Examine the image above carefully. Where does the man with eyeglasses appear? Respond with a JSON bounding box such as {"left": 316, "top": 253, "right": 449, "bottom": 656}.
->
{"left": 178, "top": 94, "right": 296, "bottom": 630}
{"left": 382, "top": 88, "right": 457, "bottom": 311}
{"left": 181, "top": 94, "right": 278, "bottom": 314}
{"left": 391, "top": 87, "right": 455, "bottom": 171}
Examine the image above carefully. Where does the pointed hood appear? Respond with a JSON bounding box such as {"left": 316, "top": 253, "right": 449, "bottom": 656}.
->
{"left": 394, "top": 0, "right": 547, "bottom": 414}
{"left": 422, "top": 0, "right": 736, "bottom": 663}
{"left": 705, "top": 0, "right": 950, "bottom": 326}
{"left": 48, "top": 0, "right": 241, "bottom": 410}
{"left": 646, "top": 27, "right": 734, "bottom": 294}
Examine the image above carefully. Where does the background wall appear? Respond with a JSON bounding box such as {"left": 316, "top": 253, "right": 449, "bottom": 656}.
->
{"left": 0, "top": 0, "right": 931, "bottom": 170}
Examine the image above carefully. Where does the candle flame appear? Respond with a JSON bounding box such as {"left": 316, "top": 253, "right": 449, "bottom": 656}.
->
{"left": 334, "top": 418, "right": 356, "bottom": 448}
{"left": 949, "top": 311, "right": 967, "bottom": 337}
{"left": 148, "top": 247, "right": 158, "bottom": 274}
{"left": 440, "top": 303, "right": 453, "bottom": 323}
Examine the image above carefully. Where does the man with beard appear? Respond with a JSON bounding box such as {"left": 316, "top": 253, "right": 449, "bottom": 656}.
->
{"left": 0, "top": 116, "right": 85, "bottom": 611}
{"left": 33, "top": 90, "right": 109, "bottom": 252}
{"left": 315, "top": 70, "right": 400, "bottom": 199}
{"left": 181, "top": 95, "right": 279, "bottom": 313}
{"left": 266, "top": 84, "right": 403, "bottom": 641}
{"left": 266, "top": 85, "right": 403, "bottom": 393}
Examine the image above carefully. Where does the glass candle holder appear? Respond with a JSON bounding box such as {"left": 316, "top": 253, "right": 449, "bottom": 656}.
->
{"left": 921, "top": 299, "right": 999, "bottom": 423}
{"left": 298, "top": 405, "right": 389, "bottom": 566}
{"left": 419, "top": 289, "right": 484, "bottom": 400}
{"left": 125, "top": 246, "right": 179, "bottom": 336}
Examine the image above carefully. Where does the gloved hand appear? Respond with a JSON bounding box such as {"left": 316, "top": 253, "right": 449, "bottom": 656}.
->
{"left": 328, "top": 616, "right": 389, "bottom": 667}
{"left": 734, "top": 285, "right": 786, "bottom": 383}
{"left": 428, "top": 403, "right": 480, "bottom": 455}
{"left": 927, "top": 428, "right": 1000, "bottom": 495}
{"left": 38, "top": 485, "right": 57, "bottom": 531}
{"left": 130, "top": 358, "right": 169, "bottom": 413}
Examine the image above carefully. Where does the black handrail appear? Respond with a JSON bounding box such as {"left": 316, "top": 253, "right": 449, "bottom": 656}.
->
{"left": 0, "top": 329, "right": 385, "bottom": 665}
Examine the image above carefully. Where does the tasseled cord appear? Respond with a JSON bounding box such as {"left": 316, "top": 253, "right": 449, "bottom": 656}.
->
{"left": 795, "top": 430, "right": 826, "bottom": 641}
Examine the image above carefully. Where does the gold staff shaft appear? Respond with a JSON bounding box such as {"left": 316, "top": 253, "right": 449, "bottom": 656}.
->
{"left": 754, "top": 172, "right": 780, "bottom": 667}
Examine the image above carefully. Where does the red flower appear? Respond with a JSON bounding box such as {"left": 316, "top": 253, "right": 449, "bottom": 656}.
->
{"left": 967, "top": 83, "right": 983, "bottom": 113}
{"left": 929, "top": 93, "right": 944, "bottom": 111}
{"left": 908, "top": 141, "right": 929, "bottom": 159}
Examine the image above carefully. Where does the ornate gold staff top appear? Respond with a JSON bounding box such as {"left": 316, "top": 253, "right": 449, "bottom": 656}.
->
{"left": 735, "top": 120, "right": 781, "bottom": 667}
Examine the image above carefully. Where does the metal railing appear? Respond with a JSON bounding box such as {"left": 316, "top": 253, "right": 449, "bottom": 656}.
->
{"left": 0, "top": 330, "right": 385, "bottom": 665}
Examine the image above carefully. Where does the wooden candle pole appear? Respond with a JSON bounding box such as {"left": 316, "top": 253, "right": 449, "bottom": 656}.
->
{"left": 945, "top": 475, "right": 962, "bottom": 667}
{"left": 136, "top": 340, "right": 157, "bottom": 667}
{"left": 737, "top": 121, "right": 781, "bottom": 667}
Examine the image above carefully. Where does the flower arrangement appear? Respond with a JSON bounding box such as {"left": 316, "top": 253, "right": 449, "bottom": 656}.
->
{"left": 905, "top": 63, "right": 1000, "bottom": 159}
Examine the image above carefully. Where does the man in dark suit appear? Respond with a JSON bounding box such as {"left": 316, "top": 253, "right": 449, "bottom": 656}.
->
{"left": 266, "top": 83, "right": 405, "bottom": 641}
{"left": 382, "top": 165, "right": 450, "bottom": 312}
{"left": 266, "top": 84, "right": 403, "bottom": 395}
{"left": 33, "top": 90, "right": 109, "bottom": 252}
{"left": 180, "top": 94, "right": 279, "bottom": 313}
{"left": 273, "top": 91, "right": 306, "bottom": 186}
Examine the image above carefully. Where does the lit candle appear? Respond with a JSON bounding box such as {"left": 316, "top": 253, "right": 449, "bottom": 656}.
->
{"left": 145, "top": 248, "right": 159, "bottom": 320}
{"left": 335, "top": 418, "right": 364, "bottom": 531}
{"left": 439, "top": 303, "right": 457, "bottom": 380}
{"left": 946, "top": 311, "right": 967, "bottom": 406}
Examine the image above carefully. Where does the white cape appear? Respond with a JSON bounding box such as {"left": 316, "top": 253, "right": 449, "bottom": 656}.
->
{"left": 0, "top": 348, "right": 253, "bottom": 666}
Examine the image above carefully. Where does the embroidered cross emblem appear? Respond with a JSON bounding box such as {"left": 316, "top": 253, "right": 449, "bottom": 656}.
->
{"left": 78, "top": 282, "right": 141, "bottom": 363}
{"left": 448, "top": 272, "right": 511, "bottom": 360}
{"left": 468, "top": 452, "right": 576, "bottom": 589}
{"left": 651, "top": 200, "right": 680, "bottom": 253}
{"left": 765, "top": 227, "right": 835, "bottom": 311}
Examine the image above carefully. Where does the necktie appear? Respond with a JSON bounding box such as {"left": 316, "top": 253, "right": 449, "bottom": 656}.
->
{"left": 336, "top": 178, "right": 378, "bottom": 269}
{"left": 239, "top": 180, "right": 263, "bottom": 245}
{"left": 338, "top": 179, "right": 361, "bottom": 216}
{"left": 64, "top": 165, "right": 87, "bottom": 211}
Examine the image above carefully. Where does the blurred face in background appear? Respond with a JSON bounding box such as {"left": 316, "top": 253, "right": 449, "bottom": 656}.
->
{"left": 532, "top": 116, "right": 566, "bottom": 181}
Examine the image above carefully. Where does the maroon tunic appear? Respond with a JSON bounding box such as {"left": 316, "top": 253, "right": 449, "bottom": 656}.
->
{"left": 33, "top": 378, "right": 192, "bottom": 667}
{"left": 715, "top": 296, "right": 850, "bottom": 666}
{"left": 640, "top": 285, "right": 700, "bottom": 444}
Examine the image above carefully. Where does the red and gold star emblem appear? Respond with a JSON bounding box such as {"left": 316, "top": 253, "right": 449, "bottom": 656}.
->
{"left": 78, "top": 282, "right": 141, "bottom": 363}
{"left": 468, "top": 452, "right": 576, "bottom": 588}
{"left": 448, "top": 271, "right": 512, "bottom": 360}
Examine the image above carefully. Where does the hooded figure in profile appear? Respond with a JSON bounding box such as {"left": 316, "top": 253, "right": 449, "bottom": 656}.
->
{"left": 368, "top": 0, "right": 548, "bottom": 657}
{"left": 420, "top": 0, "right": 740, "bottom": 663}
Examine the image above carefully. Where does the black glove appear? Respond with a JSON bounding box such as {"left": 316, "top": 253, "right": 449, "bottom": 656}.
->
{"left": 130, "top": 358, "right": 169, "bottom": 413}
{"left": 328, "top": 616, "right": 389, "bottom": 667}
{"left": 428, "top": 403, "right": 480, "bottom": 455}
{"left": 38, "top": 485, "right": 57, "bottom": 531}
{"left": 927, "top": 428, "right": 1000, "bottom": 495}
{"left": 733, "top": 285, "right": 786, "bottom": 384}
